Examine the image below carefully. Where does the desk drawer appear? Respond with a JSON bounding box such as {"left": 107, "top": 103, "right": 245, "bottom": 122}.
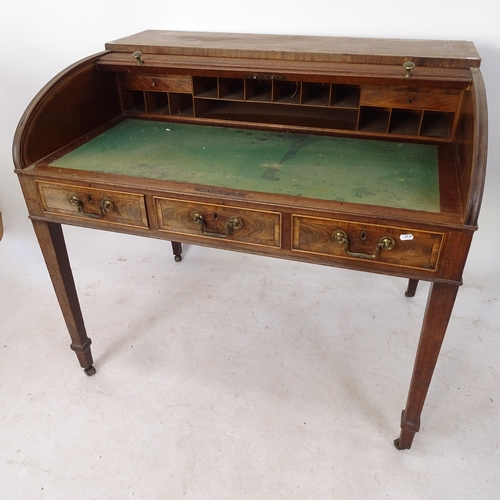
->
{"left": 36, "top": 182, "right": 148, "bottom": 228}
{"left": 119, "top": 74, "right": 193, "bottom": 93}
{"left": 360, "top": 88, "right": 459, "bottom": 112}
{"left": 155, "top": 197, "right": 281, "bottom": 248}
{"left": 292, "top": 216, "right": 443, "bottom": 271}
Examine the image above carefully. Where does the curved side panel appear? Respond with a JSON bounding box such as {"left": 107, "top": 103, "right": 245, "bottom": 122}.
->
{"left": 13, "top": 52, "right": 121, "bottom": 170}
{"left": 465, "top": 68, "right": 488, "bottom": 226}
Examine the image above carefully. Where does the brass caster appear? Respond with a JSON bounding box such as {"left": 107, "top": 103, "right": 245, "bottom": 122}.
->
{"left": 393, "top": 437, "right": 412, "bottom": 451}
{"left": 84, "top": 366, "right": 96, "bottom": 376}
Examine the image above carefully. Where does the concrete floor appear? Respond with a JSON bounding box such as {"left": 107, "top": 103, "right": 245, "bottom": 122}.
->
{"left": 1, "top": 227, "right": 499, "bottom": 499}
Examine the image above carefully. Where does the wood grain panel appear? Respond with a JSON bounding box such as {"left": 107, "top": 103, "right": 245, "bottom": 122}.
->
{"left": 292, "top": 216, "right": 443, "bottom": 271}
{"left": 36, "top": 182, "right": 148, "bottom": 228}
{"left": 105, "top": 30, "right": 480, "bottom": 68}
{"left": 360, "top": 88, "right": 459, "bottom": 112}
{"left": 119, "top": 74, "right": 193, "bottom": 93}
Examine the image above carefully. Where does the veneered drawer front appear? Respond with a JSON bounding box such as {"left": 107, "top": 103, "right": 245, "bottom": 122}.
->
{"left": 36, "top": 182, "right": 148, "bottom": 228}
{"left": 119, "top": 74, "right": 193, "bottom": 93}
{"left": 292, "top": 216, "right": 443, "bottom": 271}
{"left": 155, "top": 197, "right": 281, "bottom": 248}
{"left": 360, "top": 88, "right": 459, "bottom": 112}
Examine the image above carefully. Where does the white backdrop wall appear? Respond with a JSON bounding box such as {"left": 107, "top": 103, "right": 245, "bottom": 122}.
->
{"left": 1, "top": 0, "right": 499, "bottom": 286}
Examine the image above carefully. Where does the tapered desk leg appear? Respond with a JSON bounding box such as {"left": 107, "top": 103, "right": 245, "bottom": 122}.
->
{"left": 395, "top": 282, "right": 459, "bottom": 450}
{"left": 171, "top": 241, "right": 182, "bottom": 262}
{"left": 32, "top": 220, "right": 95, "bottom": 375}
{"left": 405, "top": 279, "right": 419, "bottom": 297}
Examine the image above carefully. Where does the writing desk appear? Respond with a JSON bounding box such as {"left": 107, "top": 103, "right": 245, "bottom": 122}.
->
{"left": 13, "top": 31, "right": 488, "bottom": 450}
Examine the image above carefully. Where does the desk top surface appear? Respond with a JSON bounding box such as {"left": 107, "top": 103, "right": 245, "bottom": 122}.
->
{"left": 51, "top": 119, "right": 440, "bottom": 212}
{"left": 105, "top": 30, "right": 480, "bottom": 68}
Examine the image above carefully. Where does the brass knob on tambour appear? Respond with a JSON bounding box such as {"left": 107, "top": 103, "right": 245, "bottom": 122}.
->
{"left": 132, "top": 51, "right": 144, "bottom": 65}
{"left": 403, "top": 61, "right": 416, "bottom": 78}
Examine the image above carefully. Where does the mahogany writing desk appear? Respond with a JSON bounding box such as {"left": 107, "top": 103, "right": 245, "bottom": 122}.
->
{"left": 13, "top": 31, "right": 488, "bottom": 450}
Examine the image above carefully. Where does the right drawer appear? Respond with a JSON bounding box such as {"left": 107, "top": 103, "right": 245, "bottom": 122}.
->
{"left": 292, "top": 216, "right": 443, "bottom": 271}
{"left": 360, "top": 88, "right": 460, "bottom": 112}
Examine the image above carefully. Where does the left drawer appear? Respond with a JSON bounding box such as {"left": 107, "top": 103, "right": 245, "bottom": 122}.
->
{"left": 36, "top": 182, "right": 149, "bottom": 228}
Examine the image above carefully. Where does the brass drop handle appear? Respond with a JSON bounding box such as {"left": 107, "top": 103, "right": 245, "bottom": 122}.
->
{"left": 69, "top": 194, "right": 114, "bottom": 219}
{"left": 191, "top": 212, "right": 243, "bottom": 238}
{"left": 332, "top": 230, "right": 395, "bottom": 260}
{"left": 132, "top": 51, "right": 144, "bottom": 65}
{"left": 403, "top": 61, "right": 416, "bottom": 78}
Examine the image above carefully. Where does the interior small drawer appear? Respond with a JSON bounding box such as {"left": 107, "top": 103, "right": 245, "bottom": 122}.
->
{"left": 292, "top": 216, "right": 443, "bottom": 271}
{"left": 360, "top": 88, "right": 459, "bottom": 112}
{"left": 36, "top": 182, "right": 148, "bottom": 228}
{"left": 155, "top": 197, "right": 281, "bottom": 248}
{"left": 119, "top": 74, "right": 193, "bottom": 93}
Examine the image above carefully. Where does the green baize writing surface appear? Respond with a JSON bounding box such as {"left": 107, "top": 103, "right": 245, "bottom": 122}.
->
{"left": 51, "top": 119, "right": 440, "bottom": 212}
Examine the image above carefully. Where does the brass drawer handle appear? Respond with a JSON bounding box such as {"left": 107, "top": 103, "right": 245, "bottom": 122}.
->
{"left": 192, "top": 212, "right": 243, "bottom": 238}
{"left": 332, "top": 229, "right": 395, "bottom": 259}
{"left": 69, "top": 194, "right": 114, "bottom": 219}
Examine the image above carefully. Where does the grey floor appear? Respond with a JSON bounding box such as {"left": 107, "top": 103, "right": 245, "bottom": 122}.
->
{"left": 1, "top": 226, "right": 499, "bottom": 499}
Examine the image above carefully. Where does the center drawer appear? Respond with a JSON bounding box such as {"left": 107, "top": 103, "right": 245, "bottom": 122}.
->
{"left": 292, "top": 216, "right": 443, "bottom": 271}
{"left": 155, "top": 197, "right": 281, "bottom": 248}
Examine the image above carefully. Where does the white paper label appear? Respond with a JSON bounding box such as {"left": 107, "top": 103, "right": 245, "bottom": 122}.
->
{"left": 400, "top": 234, "right": 414, "bottom": 241}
